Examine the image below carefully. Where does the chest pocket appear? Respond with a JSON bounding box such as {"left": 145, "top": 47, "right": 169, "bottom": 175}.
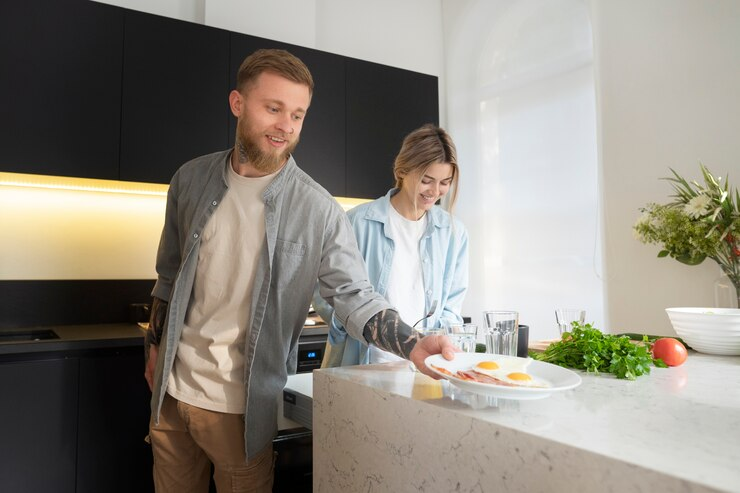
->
{"left": 273, "top": 239, "right": 307, "bottom": 289}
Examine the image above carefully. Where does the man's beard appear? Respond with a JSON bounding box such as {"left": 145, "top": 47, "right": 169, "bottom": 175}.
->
{"left": 235, "top": 117, "right": 299, "bottom": 174}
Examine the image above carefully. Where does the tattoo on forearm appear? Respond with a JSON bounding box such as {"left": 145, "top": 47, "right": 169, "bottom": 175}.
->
{"left": 363, "top": 310, "right": 420, "bottom": 359}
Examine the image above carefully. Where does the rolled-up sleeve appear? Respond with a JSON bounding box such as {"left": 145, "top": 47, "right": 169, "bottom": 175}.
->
{"left": 316, "top": 211, "right": 392, "bottom": 342}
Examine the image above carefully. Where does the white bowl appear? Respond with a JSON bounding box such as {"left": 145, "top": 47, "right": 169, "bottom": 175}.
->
{"left": 665, "top": 307, "right": 740, "bottom": 355}
{"left": 684, "top": 342, "right": 740, "bottom": 355}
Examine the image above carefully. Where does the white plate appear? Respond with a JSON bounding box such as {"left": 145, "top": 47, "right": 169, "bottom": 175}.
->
{"left": 424, "top": 353, "right": 582, "bottom": 400}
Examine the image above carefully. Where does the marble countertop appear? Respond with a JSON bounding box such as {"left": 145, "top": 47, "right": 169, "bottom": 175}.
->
{"left": 313, "top": 352, "right": 740, "bottom": 492}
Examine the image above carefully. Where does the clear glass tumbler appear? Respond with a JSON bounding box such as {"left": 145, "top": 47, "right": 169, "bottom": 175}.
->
{"left": 483, "top": 311, "right": 519, "bottom": 356}
{"left": 555, "top": 308, "right": 586, "bottom": 335}
{"left": 446, "top": 323, "right": 478, "bottom": 353}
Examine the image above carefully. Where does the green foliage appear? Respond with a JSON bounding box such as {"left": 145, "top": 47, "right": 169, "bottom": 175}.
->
{"left": 530, "top": 322, "right": 663, "bottom": 380}
{"left": 633, "top": 164, "right": 740, "bottom": 290}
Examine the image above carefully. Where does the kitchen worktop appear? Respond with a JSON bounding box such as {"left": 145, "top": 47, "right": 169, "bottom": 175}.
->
{"left": 0, "top": 323, "right": 144, "bottom": 356}
{"left": 313, "top": 353, "right": 740, "bottom": 493}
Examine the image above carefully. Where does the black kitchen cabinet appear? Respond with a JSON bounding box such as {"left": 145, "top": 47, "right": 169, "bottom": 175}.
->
{"left": 229, "top": 35, "right": 347, "bottom": 196}
{"left": 0, "top": 357, "right": 79, "bottom": 493}
{"left": 119, "top": 11, "right": 230, "bottom": 184}
{"left": 0, "top": 0, "right": 124, "bottom": 179}
{"left": 0, "top": 343, "right": 153, "bottom": 493}
{"left": 1, "top": 1, "right": 438, "bottom": 198}
{"left": 76, "top": 347, "right": 153, "bottom": 493}
{"left": 345, "top": 59, "right": 439, "bottom": 198}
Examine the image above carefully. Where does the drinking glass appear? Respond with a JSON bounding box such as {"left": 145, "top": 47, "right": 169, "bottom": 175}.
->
{"left": 418, "top": 327, "right": 446, "bottom": 337}
{"left": 446, "top": 323, "right": 478, "bottom": 353}
{"left": 555, "top": 308, "right": 586, "bottom": 335}
{"left": 483, "top": 311, "right": 519, "bottom": 356}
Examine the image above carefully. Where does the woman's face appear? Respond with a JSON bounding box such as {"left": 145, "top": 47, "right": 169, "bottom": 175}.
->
{"left": 398, "top": 161, "right": 454, "bottom": 214}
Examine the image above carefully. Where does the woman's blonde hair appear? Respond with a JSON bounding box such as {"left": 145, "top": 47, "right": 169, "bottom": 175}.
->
{"left": 394, "top": 124, "right": 460, "bottom": 210}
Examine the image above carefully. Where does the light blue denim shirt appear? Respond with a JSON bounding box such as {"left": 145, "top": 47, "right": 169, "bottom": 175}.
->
{"left": 150, "top": 150, "right": 393, "bottom": 459}
{"left": 318, "top": 188, "right": 469, "bottom": 366}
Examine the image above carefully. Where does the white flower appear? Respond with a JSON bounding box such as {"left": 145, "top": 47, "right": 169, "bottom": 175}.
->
{"left": 683, "top": 194, "right": 711, "bottom": 219}
{"left": 635, "top": 211, "right": 650, "bottom": 225}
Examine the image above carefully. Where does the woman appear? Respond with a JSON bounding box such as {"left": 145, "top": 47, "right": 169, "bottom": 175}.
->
{"left": 315, "top": 123, "right": 469, "bottom": 366}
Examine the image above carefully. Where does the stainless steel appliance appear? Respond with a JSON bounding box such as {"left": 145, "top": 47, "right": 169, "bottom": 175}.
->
{"left": 296, "top": 328, "right": 327, "bottom": 373}
{"left": 295, "top": 310, "right": 328, "bottom": 373}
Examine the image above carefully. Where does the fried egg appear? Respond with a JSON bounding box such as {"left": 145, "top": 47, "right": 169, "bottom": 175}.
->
{"left": 472, "top": 357, "right": 550, "bottom": 388}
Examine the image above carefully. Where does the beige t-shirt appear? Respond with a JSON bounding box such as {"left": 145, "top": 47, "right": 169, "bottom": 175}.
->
{"left": 167, "top": 164, "right": 275, "bottom": 413}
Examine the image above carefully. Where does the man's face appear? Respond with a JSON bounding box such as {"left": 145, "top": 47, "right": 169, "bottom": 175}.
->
{"left": 232, "top": 71, "right": 311, "bottom": 175}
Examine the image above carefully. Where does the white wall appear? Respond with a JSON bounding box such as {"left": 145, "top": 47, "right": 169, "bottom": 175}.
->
{"left": 94, "top": 0, "right": 205, "bottom": 22}
{"left": 590, "top": 0, "right": 740, "bottom": 333}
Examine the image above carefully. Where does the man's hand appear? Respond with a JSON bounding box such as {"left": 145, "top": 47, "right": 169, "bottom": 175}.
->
{"left": 145, "top": 343, "right": 158, "bottom": 392}
{"left": 144, "top": 297, "right": 167, "bottom": 392}
{"left": 409, "top": 334, "right": 458, "bottom": 379}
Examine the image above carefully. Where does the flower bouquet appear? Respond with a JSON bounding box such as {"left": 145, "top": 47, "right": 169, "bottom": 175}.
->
{"left": 634, "top": 164, "right": 740, "bottom": 308}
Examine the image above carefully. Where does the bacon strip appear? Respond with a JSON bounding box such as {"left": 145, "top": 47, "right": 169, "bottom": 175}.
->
{"left": 431, "top": 364, "right": 456, "bottom": 377}
{"left": 457, "top": 370, "right": 521, "bottom": 387}
{"left": 434, "top": 365, "right": 546, "bottom": 388}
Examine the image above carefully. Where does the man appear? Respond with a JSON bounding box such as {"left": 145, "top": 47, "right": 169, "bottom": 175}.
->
{"left": 143, "top": 48, "right": 455, "bottom": 492}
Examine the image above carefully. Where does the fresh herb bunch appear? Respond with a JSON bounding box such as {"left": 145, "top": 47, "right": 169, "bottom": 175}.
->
{"left": 531, "top": 322, "right": 666, "bottom": 380}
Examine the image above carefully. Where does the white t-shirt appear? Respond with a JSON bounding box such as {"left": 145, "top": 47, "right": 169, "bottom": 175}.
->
{"left": 168, "top": 164, "right": 275, "bottom": 413}
{"left": 369, "top": 205, "right": 427, "bottom": 364}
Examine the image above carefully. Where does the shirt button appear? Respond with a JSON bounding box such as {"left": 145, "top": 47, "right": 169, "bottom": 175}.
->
{"left": 423, "top": 258, "right": 428, "bottom": 263}
{"left": 426, "top": 290, "right": 432, "bottom": 295}
{"left": 193, "top": 233, "right": 199, "bottom": 239}
{"left": 212, "top": 200, "right": 218, "bottom": 206}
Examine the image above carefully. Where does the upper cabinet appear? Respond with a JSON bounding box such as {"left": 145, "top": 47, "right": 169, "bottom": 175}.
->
{"left": 345, "top": 59, "right": 440, "bottom": 198}
{"left": 0, "top": 1, "right": 438, "bottom": 199}
{"left": 0, "top": 0, "right": 124, "bottom": 179}
{"left": 119, "top": 11, "right": 230, "bottom": 184}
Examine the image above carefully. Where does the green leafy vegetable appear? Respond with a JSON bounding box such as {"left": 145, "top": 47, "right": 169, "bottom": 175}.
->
{"left": 531, "top": 322, "right": 666, "bottom": 380}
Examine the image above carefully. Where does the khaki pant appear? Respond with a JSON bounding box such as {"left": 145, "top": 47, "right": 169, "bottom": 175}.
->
{"left": 149, "top": 394, "right": 275, "bottom": 493}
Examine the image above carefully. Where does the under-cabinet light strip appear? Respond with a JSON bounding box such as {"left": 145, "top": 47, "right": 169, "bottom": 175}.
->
{"left": 0, "top": 171, "right": 169, "bottom": 197}
{"left": 0, "top": 171, "right": 371, "bottom": 209}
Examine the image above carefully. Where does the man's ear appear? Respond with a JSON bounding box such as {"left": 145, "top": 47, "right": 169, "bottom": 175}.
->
{"left": 228, "top": 90, "right": 243, "bottom": 117}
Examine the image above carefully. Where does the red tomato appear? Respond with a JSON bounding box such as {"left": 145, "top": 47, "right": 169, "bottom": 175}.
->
{"left": 652, "top": 338, "right": 688, "bottom": 367}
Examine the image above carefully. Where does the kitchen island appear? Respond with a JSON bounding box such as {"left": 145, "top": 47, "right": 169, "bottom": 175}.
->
{"left": 313, "top": 353, "right": 740, "bottom": 492}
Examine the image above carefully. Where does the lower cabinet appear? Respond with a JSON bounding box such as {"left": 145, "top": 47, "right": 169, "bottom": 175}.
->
{"left": 0, "top": 346, "right": 153, "bottom": 493}
{"left": 76, "top": 348, "right": 153, "bottom": 493}
{"left": 0, "top": 357, "right": 79, "bottom": 493}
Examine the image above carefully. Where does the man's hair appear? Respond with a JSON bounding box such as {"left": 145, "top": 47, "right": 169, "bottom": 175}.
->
{"left": 236, "top": 48, "right": 314, "bottom": 96}
{"left": 394, "top": 124, "right": 460, "bottom": 210}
